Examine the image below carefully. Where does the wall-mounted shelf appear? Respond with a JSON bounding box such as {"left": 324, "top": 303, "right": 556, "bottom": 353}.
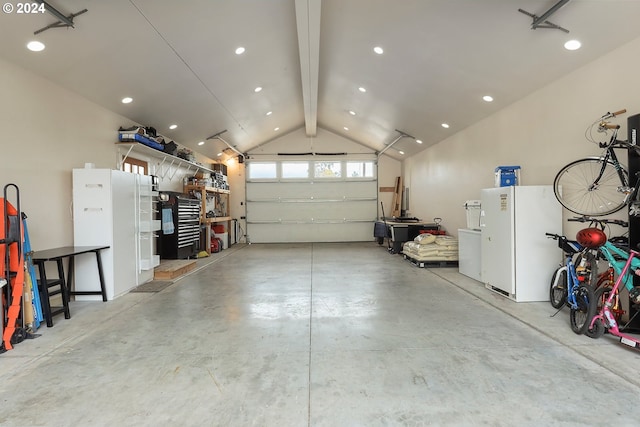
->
{"left": 183, "top": 184, "right": 232, "bottom": 254}
{"left": 116, "top": 142, "right": 214, "bottom": 181}
{"left": 202, "top": 216, "right": 231, "bottom": 224}
{"left": 246, "top": 196, "right": 376, "bottom": 203}
{"left": 183, "top": 184, "right": 230, "bottom": 195}
{"left": 183, "top": 185, "right": 231, "bottom": 222}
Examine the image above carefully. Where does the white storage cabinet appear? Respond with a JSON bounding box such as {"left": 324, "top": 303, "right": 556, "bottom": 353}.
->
{"left": 72, "top": 169, "right": 159, "bottom": 300}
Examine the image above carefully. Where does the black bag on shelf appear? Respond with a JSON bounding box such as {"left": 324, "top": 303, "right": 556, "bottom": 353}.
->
{"left": 163, "top": 141, "right": 178, "bottom": 155}
{"left": 145, "top": 126, "right": 157, "bottom": 138}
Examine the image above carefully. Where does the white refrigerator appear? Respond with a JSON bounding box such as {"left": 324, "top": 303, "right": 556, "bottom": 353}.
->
{"left": 73, "top": 169, "right": 158, "bottom": 300}
{"left": 480, "top": 185, "right": 561, "bottom": 302}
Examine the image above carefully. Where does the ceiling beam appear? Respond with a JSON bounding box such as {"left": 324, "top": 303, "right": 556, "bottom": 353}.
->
{"left": 295, "top": 0, "right": 321, "bottom": 137}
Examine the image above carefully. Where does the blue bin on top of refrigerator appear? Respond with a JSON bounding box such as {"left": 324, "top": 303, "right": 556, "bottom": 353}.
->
{"left": 495, "top": 165, "right": 521, "bottom": 187}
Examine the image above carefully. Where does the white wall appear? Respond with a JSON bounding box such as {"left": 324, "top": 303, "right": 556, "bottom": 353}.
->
{"left": 0, "top": 57, "right": 127, "bottom": 249}
{"left": 0, "top": 57, "right": 214, "bottom": 251}
{"left": 378, "top": 154, "right": 402, "bottom": 219}
{"left": 248, "top": 126, "right": 376, "bottom": 156}
{"left": 225, "top": 159, "right": 247, "bottom": 242}
{"left": 405, "top": 35, "right": 640, "bottom": 237}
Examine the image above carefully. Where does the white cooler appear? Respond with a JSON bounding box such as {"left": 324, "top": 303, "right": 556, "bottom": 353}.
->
{"left": 458, "top": 228, "right": 482, "bottom": 281}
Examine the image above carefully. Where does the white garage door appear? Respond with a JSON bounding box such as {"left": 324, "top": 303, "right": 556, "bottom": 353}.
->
{"left": 246, "top": 157, "right": 377, "bottom": 243}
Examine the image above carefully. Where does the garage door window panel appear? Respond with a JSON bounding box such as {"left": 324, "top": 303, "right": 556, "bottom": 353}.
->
{"left": 314, "top": 161, "right": 342, "bottom": 179}
{"left": 248, "top": 162, "right": 277, "bottom": 180}
{"left": 347, "top": 161, "right": 375, "bottom": 178}
{"left": 281, "top": 162, "right": 310, "bottom": 179}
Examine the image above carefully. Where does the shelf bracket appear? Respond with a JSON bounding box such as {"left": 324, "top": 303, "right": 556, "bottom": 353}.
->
{"left": 167, "top": 159, "right": 180, "bottom": 181}
{"left": 117, "top": 144, "right": 135, "bottom": 171}
{"left": 155, "top": 156, "right": 168, "bottom": 179}
{"left": 115, "top": 142, "right": 217, "bottom": 182}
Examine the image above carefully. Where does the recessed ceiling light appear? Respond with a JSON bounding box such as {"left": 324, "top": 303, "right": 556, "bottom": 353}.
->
{"left": 266, "top": 111, "right": 273, "bottom": 116}
{"left": 235, "top": 47, "right": 245, "bottom": 55}
{"left": 217, "top": 152, "right": 223, "bottom": 157}
{"left": 398, "top": 150, "right": 405, "bottom": 155}
{"left": 564, "top": 39, "right": 581, "bottom": 51}
{"left": 198, "top": 141, "right": 205, "bottom": 146}
{"left": 358, "top": 87, "right": 366, "bottom": 93}
{"left": 349, "top": 110, "right": 356, "bottom": 115}
{"left": 254, "top": 86, "right": 262, "bottom": 93}
{"left": 121, "top": 97, "right": 133, "bottom": 104}
{"left": 416, "top": 139, "right": 423, "bottom": 144}
{"left": 274, "top": 127, "right": 280, "bottom": 131}
{"left": 482, "top": 95, "right": 494, "bottom": 102}
{"left": 26, "top": 41, "right": 45, "bottom": 52}
{"left": 373, "top": 46, "right": 384, "bottom": 54}
{"left": 169, "top": 124, "right": 178, "bottom": 130}
{"left": 441, "top": 123, "right": 450, "bottom": 129}
{"left": 344, "top": 127, "right": 349, "bottom": 131}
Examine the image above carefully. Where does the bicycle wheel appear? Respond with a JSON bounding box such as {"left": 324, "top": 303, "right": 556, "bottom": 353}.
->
{"left": 569, "top": 284, "right": 596, "bottom": 334}
{"left": 549, "top": 268, "right": 567, "bottom": 309}
{"left": 585, "top": 286, "right": 612, "bottom": 338}
{"left": 554, "top": 157, "right": 628, "bottom": 216}
{"left": 586, "top": 317, "right": 606, "bottom": 339}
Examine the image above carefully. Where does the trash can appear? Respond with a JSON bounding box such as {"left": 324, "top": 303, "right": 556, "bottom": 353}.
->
{"left": 464, "top": 200, "right": 482, "bottom": 230}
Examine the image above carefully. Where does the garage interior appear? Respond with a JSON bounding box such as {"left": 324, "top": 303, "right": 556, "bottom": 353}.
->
{"left": 2, "top": 1, "right": 640, "bottom": 425}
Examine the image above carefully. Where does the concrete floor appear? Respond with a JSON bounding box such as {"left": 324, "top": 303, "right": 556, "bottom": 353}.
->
{"left": 1, "top": 242, "right": 640, "bottom": 426}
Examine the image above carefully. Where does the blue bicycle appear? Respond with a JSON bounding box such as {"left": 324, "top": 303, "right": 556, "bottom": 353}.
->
{"left": 546, "top": 232, "right": 597, "bottom": 334}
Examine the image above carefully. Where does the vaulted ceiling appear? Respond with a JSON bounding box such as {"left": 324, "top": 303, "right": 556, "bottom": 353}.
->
{"left": 2, "top": 0, "right": 640, "bottom": 160}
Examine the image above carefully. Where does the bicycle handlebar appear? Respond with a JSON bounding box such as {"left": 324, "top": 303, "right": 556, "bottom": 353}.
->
{"left": 602, "top": 109, "right": 627, "bottom": 120}
{"left": 545, "top": 232, "right": 583, "bottom": 254}
{"left": 602, "top": 123, "right": 621, "bottom": 130}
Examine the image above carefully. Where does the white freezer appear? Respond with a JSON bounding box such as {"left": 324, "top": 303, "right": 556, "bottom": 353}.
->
{"left": 458, "top": 228, "right": 481, "bottom": 281}
{"left": 480, "top": 186, "right": 561, "bottom": 302}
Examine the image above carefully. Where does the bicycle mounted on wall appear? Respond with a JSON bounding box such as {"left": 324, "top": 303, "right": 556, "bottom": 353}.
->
{"left": 553, "top": 109, "right": 640, "bottom": 217}
{"left": 554, "top": 109, "right": 640, "bottom": 332}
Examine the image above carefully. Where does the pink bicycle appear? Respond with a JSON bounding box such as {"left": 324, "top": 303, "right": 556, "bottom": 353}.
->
{"left": 586, "top": 245, "right": 640, "bottom": 349}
